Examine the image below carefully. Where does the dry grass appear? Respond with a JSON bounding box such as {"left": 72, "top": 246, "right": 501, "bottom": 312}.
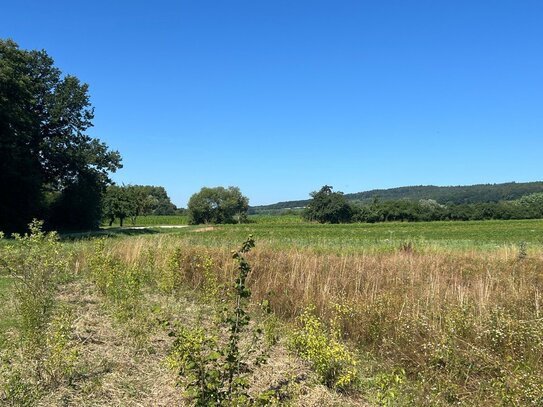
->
{"left": 20, "top": 239, "right": 354, "bottom": 406}
{"left": 5, "top": 230, "right": 541, "bottom": 405}
{"left": 36, "top": 280, "right": 184, "bottom": 407}
{"left": 100, "top": 236, "right": 543, "bottom": 405}
{"left": 108, "top": 236, "right": 543, "bottom": 325}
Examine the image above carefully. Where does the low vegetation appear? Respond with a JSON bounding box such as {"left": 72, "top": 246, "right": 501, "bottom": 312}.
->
{"left": 2, "top": 219, "right": 543, "bottom": 405}
{"left": 0, "top": 221, "right": 77, "bottom": 405}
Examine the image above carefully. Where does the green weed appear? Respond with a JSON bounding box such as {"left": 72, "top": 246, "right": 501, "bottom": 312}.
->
{"left": 290, "top": 307, "right": 358, "bottom": 390}
{"left": 167, "top": 236, "right": 275, "bottom": 406}
{"left": 86, "top": 238, "right": 150, "bottom": 346}
{"left": 0, "top": 221, "right": 78, "bottom": 403}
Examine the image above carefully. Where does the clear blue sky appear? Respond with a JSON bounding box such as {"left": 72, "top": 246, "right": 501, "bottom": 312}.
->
{"left": 2, "top": 1, "right": 542, "bottom": 206}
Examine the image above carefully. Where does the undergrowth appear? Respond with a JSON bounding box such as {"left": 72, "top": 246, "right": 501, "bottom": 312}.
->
{"left": 0, "top": 221, "right": 78, "bottom": 405}
{"left": 166, "top": 236, "right": 277, "bottom": 406}
{"left": 2, "top": 222, "right": 543, "bottom": 406}
{"left": 290, "top": 307, "right": 358, "bottom": 390}
{"left": 86, "top": 238, "right": 152, "bottom": 347}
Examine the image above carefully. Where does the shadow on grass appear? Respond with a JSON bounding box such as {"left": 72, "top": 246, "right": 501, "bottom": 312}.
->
{"left": 60, "top": 227, "right": 161, "bottom": 241}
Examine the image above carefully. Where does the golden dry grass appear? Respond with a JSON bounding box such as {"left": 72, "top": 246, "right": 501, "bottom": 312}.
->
{"left": 99, "top": 235, "right": 543, "bottom": 405}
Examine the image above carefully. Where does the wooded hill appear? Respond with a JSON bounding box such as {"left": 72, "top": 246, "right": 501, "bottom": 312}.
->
{"left": 249, "top": 182, "right": 543, "bottom": 214}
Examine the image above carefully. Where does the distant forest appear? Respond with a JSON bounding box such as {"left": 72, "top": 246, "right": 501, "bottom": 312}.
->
{"left": 250, "top": 182, "right": 543, "bottom": 215}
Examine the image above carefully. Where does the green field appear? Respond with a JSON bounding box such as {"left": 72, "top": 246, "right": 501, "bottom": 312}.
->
{"left": 103, "top": 214, "right": 189, "bottom": 227}
{"left": 102, "top": 214, "right": 305, "bottom": 227}
{"left": 127, "top": 218, "right": 543, "bottom": 253}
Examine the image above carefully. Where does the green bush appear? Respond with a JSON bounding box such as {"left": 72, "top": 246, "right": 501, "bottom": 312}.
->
{"left": 290, "top": 307, "right": 358, "bottom": 390}
{"left": 167, "top": 236, "right": 274, "bottom": 406}
{"left": 0, "top": 220, "right": 66, "bottom": 346}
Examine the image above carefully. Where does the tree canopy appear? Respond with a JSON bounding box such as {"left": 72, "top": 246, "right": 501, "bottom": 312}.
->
{"left": 188, "top": 187, "right": 249, "bottom": 225}
{"left": 0, "top": 39, "right": 121, "bottom": 232}
{"left": 250, "top": 181, "right": 543, "bottom": 214}
{"left": 102, "top": 185, "right": 178, "bottom": 226}
{"left": 102, "top": 186, "right": 136, "bottom": 227}
{"left": 303, "top": 185, "right": 354, "bottom": 224}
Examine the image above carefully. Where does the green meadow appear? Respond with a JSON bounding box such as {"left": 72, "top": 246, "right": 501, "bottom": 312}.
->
{"left": 121, "top": 217, "right": 543, "bottom": 253}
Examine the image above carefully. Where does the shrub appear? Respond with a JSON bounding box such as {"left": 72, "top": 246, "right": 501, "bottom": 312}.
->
{"left": 86, "top": 238, "right": 151, "bottom": 346}
{"left": 167, "top": 236, "right": 274, "bottom": 406}
{"left": 0, "top": 221, "right": 65, "bottom": 345}
{"left": 87, "top": 238, "right": 142, "bottom": 318}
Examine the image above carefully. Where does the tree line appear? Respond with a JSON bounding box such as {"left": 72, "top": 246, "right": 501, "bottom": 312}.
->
{"left": 102, "top": 185, "right": 249, "bottom": 227}
{"left": 304, "top": 186, "right": 543, "bottom": 224}
{"left": 250, "top": 181, "right": 543, "bottom": 214}
{"left": 346, "top": 182, "right": 543, "bottom": 205}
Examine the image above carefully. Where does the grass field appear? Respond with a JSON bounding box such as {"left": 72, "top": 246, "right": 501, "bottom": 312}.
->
{"left": 127, "top": 218, "right": 543, "bottom": 253}
{"left": 103, "top": 214, "right": 189, "bottom": 227}
{"left": 102, "top": 214, "right": 304, "bottom": 227}
{"left": 2, "top": 218, "right": 543, "bottom": 405}
{"left": 101, "top": 215, "right": 543, "bottom": 252}
{"left": 101, "top": 216, "right": 543, "bottom": 250}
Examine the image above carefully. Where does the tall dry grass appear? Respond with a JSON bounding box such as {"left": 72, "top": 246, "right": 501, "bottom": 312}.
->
{"left": 94, "top": 236, "right": 543, "bottom": 405}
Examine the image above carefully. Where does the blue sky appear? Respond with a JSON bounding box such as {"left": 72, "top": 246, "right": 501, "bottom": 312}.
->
{"left": 2, "top": 1, "right": 542, "bottom": 206}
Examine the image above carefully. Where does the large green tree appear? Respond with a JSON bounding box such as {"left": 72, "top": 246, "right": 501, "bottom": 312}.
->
{"left": 0, "top": 39, "right": 121, "bottom": 232}
{"left": 129, "top": 185, "right": 178, "bottom": 217}
{"left": 102, "top": 186, "right": 136, "bottom": 227}
{"left": 303, "top": 185, "right": 354, "bottom": 224}
{"left": 102, "top": 185, "right": 178, "bottom": 226}
{"left": 188, "top": 186, "right": 249, "bottom": 225}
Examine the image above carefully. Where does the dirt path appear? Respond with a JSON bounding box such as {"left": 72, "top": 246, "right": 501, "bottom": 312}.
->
{"left": 39, "top": 280, "right": 184, "bottom": 406}
{"left": 125, "top": 225, "right": 189, "bottom": 230}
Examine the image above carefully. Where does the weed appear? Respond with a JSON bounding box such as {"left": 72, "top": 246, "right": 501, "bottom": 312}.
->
{"left": 398, "top": 241, "right": 414, "bottom": 254}
{"left": 201, "top": 255, "right": 219, "bottom": 303}
{"left": 366, "top": 368, "right": 406, "bottom": 406}
{"left": 0, "top": 221, "right": 77, "bottom": 402}
{"left": 88, "top": 239, "right": 141, "bottom": 315}
{"left": 0, "top": 365, "right": 38, "bottom": 407}
{"left": 0, "top": 220, "right": 66, "bottom": 347}
{"left": 290, "top": 307, "right": 358, "bottom": 390}
{"left": 518, "top": 241, "right": 528, "bottom": 260}
{"left": 167, "top": 236, "right": 274, "bottom": 406}
{"left": 260, "top": 300, "right": 280, "bottom": 347}
{"left": 162, "top": 247, "right": 183, "bottom": 293}
{"left": 43, "top": 307, "right": 79, "bottom": 386}
{"left": 86, "top": 238, "right": 150, "bottom": 346}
